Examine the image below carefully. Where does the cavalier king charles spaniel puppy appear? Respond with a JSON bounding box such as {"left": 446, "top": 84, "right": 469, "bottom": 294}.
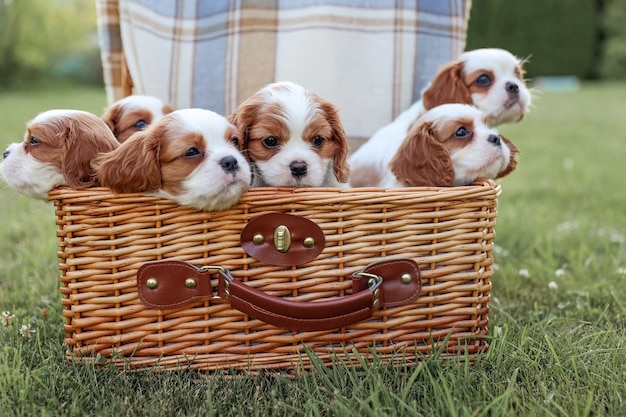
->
{"left": 102, "top": 95, "right": 174, "bottom": 143}
{"left": 373, "top": 104, "right": 518, "bottom": 188}
{"left": 228, "top": 81, "right": 350, "bottom": 187}
{"left": 93, "top": 108, "right": 251, "bottom": 211}
{"left": 1, "top": 109, "right": 119, "bottom": 200}
{"left": 349, "top": 48, "right": 529, "bottom": 187}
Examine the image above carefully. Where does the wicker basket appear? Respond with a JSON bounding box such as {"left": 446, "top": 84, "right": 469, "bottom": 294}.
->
{"left": 49, "top": 181, "right": 499, "bottom": 371}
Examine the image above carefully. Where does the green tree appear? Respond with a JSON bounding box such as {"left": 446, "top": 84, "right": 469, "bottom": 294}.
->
{"left": 0, "top": 0, "right": 99, "bottom": 88}
{"left": 466, "top": 0, "right": 599, "bottom": 79}
{"left": 600, "top": 0, "right": 626, "bottom": 78}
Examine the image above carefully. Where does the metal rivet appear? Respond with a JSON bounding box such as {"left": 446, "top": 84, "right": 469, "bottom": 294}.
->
{"left": 401, "top": 273, "right": 412, "bottom": 284}
{"left": 185, "top": 278, "right": 197, "bottom": 289}
{"left": 373, "top": 299, "right": 380, "bottom": 310}
{"left": 253, "top": 234, "right": 264, "bottom": 244}
{"left": 368, "top": 278, "right": 375, "bottom": 287}
{"left": 273, "top": 225, "right": 291, "bottom": 252}
{"left": 373, "top": 288, "right": 380, "bottom": 299}
{"left": 146, "top": 278, "right": 158, "bottom": 290}
{"left": 303, "top": 237, "right": 315, "bottom": 248}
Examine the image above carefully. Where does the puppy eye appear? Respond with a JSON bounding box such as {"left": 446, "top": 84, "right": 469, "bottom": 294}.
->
{"left": 262, "top": 136, "right": 278, "bottom": 148}
{"left": 515, "top": 68, "right": 523, "bottom": 80}
{"left": 453, "top": 127, "right": 471, "bottom": 138}
{"left": 231, "top": 137, "right": 240, "bottom": 147}
{"left": 185, "top": 147, "right": 202, "bottom": 157}
{"left": 134, "top": 119, "right": 148, "bottom": 130}
{"left": 312, "top": 135, "right": 324, "bottom": 147}
{"left": 475, "top": 74, "right": 492, "bottom": 87}
{"left": 29, "top": 136, "right": 41, "bottom": 145}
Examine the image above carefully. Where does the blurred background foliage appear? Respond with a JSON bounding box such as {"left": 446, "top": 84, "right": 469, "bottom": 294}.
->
{"left": 466, "top": 0, "right": 600, "bottom": 78}
{"left": 0, "top": 0, "right": 101, "bottom": 88}
{"left": 1, "top": 0, "right": 626, "bottom": 89}
{"left": 466, "top": 0, "right": 625, "bottom": 80}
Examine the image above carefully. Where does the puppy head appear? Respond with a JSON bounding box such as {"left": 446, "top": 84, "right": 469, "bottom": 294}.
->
{"left": 1, "top": 109, "right": 119, "bottom": 200}
{"left": 390, "top": 104, "right": 518, "bottom": 187}
{"left": 421, "top": 48, "right": 531, "bottom": 126}
{"left": 228, "top": 81, "right": 350, "bottom": 187}
{"left": 102, "top": 95, "right": 174, "bottom": 143}
{"left": 93, "top": 108, "right": 251, "bottom": 211}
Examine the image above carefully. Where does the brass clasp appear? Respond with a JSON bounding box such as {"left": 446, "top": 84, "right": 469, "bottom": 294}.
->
{"left": 273, "top": 225, "right": 291, "bottom": 252}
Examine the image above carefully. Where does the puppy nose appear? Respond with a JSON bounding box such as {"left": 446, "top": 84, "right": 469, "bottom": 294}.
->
{"left": 506, "top": 82, "right": 519, "bottom": 94}
{"left": 488, "top": 135, "right": 501, "bottom": 146}
{"left": 290, "top": 161, "right": 308, "bottom": 177}
{"left": 219, "top": 156, "right": 239, "bottom": 173}
{"left": 3, "top": 149, "right": 9, "bottom": 159}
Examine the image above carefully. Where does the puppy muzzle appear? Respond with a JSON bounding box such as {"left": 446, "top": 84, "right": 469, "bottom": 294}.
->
{"left": 220, "top": 156, "right": 240, "bottom": 174}
{"left": 290, "top": 161, "right": 308, "bottom": 178}
{"left": 488, "top": 135, "right": 501, "bottom": 146}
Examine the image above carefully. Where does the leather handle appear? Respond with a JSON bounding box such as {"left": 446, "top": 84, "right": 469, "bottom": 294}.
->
{"left": 224, "top": 279, "right": 375, "bottom": 331}
{"left": 137, "top": 259, "right": 421, "bottom": 332}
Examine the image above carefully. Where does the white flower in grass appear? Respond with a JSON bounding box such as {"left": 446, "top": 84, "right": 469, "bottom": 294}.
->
{"left": 598, "top": 228, "right": 625, "bottom": 243}
{"left": 562, "top": 157, "right": 574, "bottom": 170}
{"left": 518, "top": 269, "right": 530, "bottom": 277}
{"left": 548, "top": 281, "right": 558, "bottom": 290}
{"left": 2, "top": 311, "right": 15, "bottom": 327}
{"left": 19, "top": 324, "right": 35, "bottom": 338}
{"left": 555, "top": 269, "right": 566, "bottom": 277}
{"left": 493, "top": 245, "right": 509, "bottom": 257}
{"left": 617, "top": 268, "right": 626, "bottom": 275}
{"left": 556, "top": 221, "right": 579, "bottom": 232}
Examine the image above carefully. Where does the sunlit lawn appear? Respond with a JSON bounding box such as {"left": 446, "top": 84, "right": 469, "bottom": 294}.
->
{"left": 0, "top": 82, "right": 625, "bottom": 416}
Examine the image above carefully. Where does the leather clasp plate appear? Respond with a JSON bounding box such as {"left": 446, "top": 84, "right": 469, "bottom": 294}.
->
{"left": 241, "top": 213, "right": 325, "bottom": 266}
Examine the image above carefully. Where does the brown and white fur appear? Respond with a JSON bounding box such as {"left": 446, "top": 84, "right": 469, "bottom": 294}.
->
{"left": 379, "top": 104, "right": 518, "bottom": 187}
{"left": 349, "top": 48, "right": 529, "bottom": 187}
{"left": 102, "top": 95, "right": 174, "bottom": 143}
{"left": 228, "top": 81, "right": 350, "bottom": 187}
{"left": 1, "top": 109, "right": 119, "bottom": 200}
{"left": 93, "top": 108, "right": 251, "bottom": 211}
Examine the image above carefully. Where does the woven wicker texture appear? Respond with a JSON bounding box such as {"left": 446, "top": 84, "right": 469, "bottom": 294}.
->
{"left": 50, "top": 181, "right": 500, "bottom": 371}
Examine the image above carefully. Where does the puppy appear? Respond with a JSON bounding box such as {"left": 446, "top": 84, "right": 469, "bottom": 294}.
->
{"left": 377, "top": 104, "right": 518, "bottom": 187}
{"left": 102, "top": 95, "right": 174, "bottom": 143}
{"left": 93, "top": 108, "right": 251, "bottom": 211}
{"left": 1, "top": 109, "right": 119, "bottom": 200}
{"left": 349, "top": 48, "right": 529, "bottom": 187}
{"left": 228, "top": 81, "right": 350, "bottom": 187}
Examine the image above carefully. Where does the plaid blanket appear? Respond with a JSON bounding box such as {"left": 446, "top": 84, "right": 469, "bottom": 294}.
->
{"left": 96, "top": 0, "right": 472, "bottom": 140}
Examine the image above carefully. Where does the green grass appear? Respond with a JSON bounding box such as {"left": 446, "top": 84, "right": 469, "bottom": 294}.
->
{"left": 1, "top": 83, "right": 625, "bottom": 416}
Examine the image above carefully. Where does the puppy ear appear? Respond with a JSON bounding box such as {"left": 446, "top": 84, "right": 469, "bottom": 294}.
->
{"left": 389, "top": 122, "right": 454, "bottom": 187}
{"left": 495, "top": 136, "right": 519, "bottom": 179}
{"left": 162, "top": 103, "right": 175, "bottom": 115}
{"left": 62, "top": 116, "right": 119, "bottom": 189}
{"left": 349, "top": 165, "right": 382, "bottom": 188}
{"left": 421, "top": 61, "right": 473, "bottom": 110}
{"left": 92, "top": 129, "right": 162, "bottom": 193}
{"left": 320, "top": 101, "right": 350, "bottom": 183}
{"left": 228, "top": 99, "right": 258, "bottom": 152}
{"left": 101, "top": 103, "right": 121, "bottom": 137}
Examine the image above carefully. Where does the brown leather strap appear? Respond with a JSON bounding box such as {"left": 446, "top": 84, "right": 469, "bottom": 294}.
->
{"left": 351, "top": 258, "right": 422, "bottom": 307}
{"left": 240, "top": 213, "right": 326, "bottom": 266}
{"left": 137, "top": 261, "right": 215, "bottom": 309}
{"left": 137, "top": 259, "right": 421, "bottom": 331}
{"left": 225, "top": 279, "right": 374, "bottom": 331}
